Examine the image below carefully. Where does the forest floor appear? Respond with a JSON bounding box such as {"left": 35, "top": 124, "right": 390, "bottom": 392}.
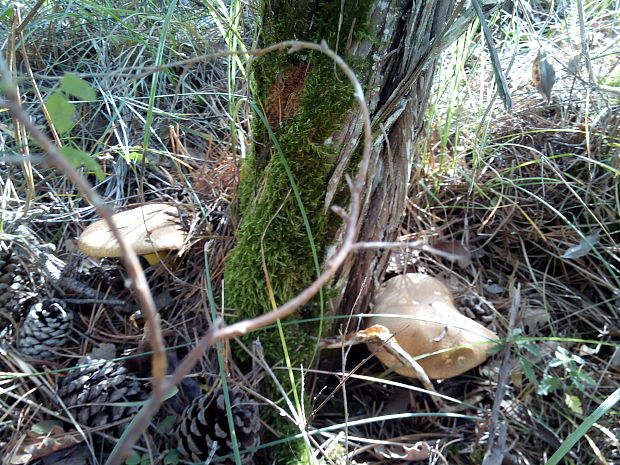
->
{"left": 0, "top": 1, "right": 619, "bottom": 465}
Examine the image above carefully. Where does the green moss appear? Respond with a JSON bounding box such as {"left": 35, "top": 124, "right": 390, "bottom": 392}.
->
{"left": 228, "top": 43, "right": 360, "bottom": 327}
{"left": 224, "top": 0, "right": 374, "bottom": 461}
{"left": 227, "top": 62, "right": 355, "bottom": 338}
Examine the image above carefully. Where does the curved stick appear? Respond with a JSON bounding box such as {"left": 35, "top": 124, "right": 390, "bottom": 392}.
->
{"left": 105, "top": 39, "right": 373, "bottom": 464}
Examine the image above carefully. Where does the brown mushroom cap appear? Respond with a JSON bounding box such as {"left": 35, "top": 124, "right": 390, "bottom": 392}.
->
{"left": 78, "top": 204, "right": 186, "bottom": 257}
{"left": 366, "top": 273, "right": 499, "bottom": 379}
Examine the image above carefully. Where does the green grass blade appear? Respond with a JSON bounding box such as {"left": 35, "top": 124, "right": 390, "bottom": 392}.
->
{"left": 203, "top": 247, "right": 244, "bottom": 465}
{"left": 470, "top": 0, "right": 512, "bottom": 110}
{"left": 141, "top": 0, "right": 177, "bottom": 153}
{"left": 545, "top": 388, "right": 620, "bottom": 465}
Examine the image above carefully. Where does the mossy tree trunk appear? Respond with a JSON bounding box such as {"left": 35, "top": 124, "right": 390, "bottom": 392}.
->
{"left": 226, "top": 0, "right": 475, "bottom": 329}
{"left": 224, "top": 0, "right": 476, "bottom": 457}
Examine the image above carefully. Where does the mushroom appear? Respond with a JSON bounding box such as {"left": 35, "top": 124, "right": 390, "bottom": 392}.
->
{"left": 78, "top": 203, "right": 186, "bottom": 264}
{"left": 366, "top": 273, "right": 499, "bottom": 379}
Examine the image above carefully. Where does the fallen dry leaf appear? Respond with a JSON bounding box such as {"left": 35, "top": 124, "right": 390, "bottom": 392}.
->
{"left": 8, "top": 426, "right": 82, "bottom": 464}
{"left": 561, "top": 229, "right": 601, "bottom": 259}
{"left": 374, "top": 441, "right": 431, "bottom": 461}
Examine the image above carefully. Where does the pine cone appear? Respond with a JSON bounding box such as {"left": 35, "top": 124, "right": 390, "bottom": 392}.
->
{"left": 0, "top": 249, "right": 36, "bottom": 338}
{"left": 17, "top": 300, "right": 73, "bottom": 360}
{"left": 176, "top": 385, "right": 260, "bottom": 464}
{"left": 57, "top": 358, "right": 146, "bottom": 428}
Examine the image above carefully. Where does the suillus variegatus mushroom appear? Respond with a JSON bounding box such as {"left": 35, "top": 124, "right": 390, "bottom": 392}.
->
{"left": 77, "top": 203, "right": 186, "bottom": 264}
{"left": 366, "top": 273, "right": 499, "bottom": 379}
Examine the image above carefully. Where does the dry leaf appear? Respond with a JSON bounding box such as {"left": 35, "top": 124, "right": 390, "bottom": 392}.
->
{"left": 41, "top": 444, "right": 92, "bottom": 465}
{"left": 532, "top": 50, "right": 556, "bottom": 101}
{"left": 567, "top": 52, "right": 581, "bottom": 73}
{"left": 520, "top": 302, "right": 548, "bottom": 332}
{"left": 483, "top": 282, "right": 505, "bottom": 295}
{"left": 9, "top": 426, "right": 82, "bottom": 464}
{"left": 578, "top": 344, "right": 600, "bottom": 356}
{"left": 88, "top": 342, "right": 116, "bottom": 361}
{"left": 382, "top": 389, "right": 413, "bottom": 416}
{"left": 374, "top": 442, "right": 431, "bottom": 461}
{"left": 562, "top": 230, "right": 601, "bottom": 259}
{"left": 426, "top": 240, "right": 472, "bottom": 267}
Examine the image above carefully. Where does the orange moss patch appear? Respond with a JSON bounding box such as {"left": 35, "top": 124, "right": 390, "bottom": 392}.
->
{"left": 265, "top": 63, "right": 311, "bottom": 128}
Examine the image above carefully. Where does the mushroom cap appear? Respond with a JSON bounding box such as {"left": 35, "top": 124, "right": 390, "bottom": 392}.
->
{"left": 366, "top": 273, "right": 499, "bottom": 379}
{"left": 78, "top": 204, "right": 186, "bottom": 258}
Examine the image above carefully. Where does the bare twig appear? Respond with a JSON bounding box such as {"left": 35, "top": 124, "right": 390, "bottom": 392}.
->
{"left": 482, "top": 284, "right": 520, "bottom": 465}
{"left": 15, "top": 0, "right": 46, "bottom": 36}
{"left": 351, "top": 240, "right": 426, "bottom": 250}
{"left": 575, "top": 0, "right": 594, "bottom": 84}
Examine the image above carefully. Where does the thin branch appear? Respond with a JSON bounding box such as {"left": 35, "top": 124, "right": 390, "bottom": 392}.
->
{"left": 482, "top": 284, "right": 520, "bottom": 465}
{"left": 15, "top": 0, "right": 46, "bottom": 35}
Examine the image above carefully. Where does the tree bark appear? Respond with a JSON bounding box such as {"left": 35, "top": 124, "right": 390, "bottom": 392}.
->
{"left": 327, "top": 1, "right": 476, "bottom": 322}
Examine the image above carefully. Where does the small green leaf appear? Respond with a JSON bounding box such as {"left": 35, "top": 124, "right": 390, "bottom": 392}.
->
{"left": 565, "top": 394, "right": 583, "bottom": 415}
{"left": 537, "top": 375, "right": 561, "bottom": 395}
{"left": 555, "top": 346, "right": 570, "bottom": 360}
{"left": 164, "top": 449, "right": 180, "bottom": 465}
{"left": 570, "top": 370, "right": 596, "bottom": 392}
{"left": 520, "top": 358, "right": 537, "bottom": 386}
{"left": 486, "top": 340, "right": 505, "bottom": 355}
{"left": 124, "top": 454, "right": 141, "bottom": 465}
{"left": 572, "top": 354, "right": 587, "bottom": 365}
{"left": 60, "top": 73, "right": 97, "bottom": 101}
{"left": 46, "top": 91, "right": 74, "bottom": 134}
{"left": 0, "top": 5, "right": 14, "bottom": 21}
{"left": 548, "top": 356, "right": 564, "bottom": 368}
{"left": 578, "top": 370, "right": 596, "bottom": 386}
{"left": 31, "top": 420, "right": 63, "bottom": 434}
{"left": 58, "top": 146, "right": 104, "bottom": 181}
{"left": 158, "top": 415, "right": 176, "bottom": 434}
{"left": 522, "top": 341, "right": 541, "bottom": 358}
